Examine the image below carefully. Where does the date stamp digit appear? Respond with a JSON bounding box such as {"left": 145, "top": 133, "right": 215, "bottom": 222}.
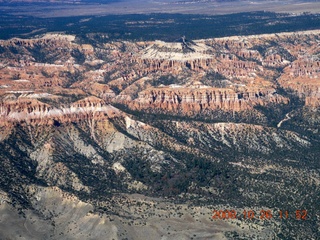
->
{"left": 212, "top": 210, "right": 237, "bottom": 220}
{"left": 212, "top": 209, "right": 308, "bottom": 220}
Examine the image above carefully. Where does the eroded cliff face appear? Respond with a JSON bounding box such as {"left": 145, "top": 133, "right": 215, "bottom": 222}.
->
{"left": 129, "top": 87, "right": 287, "bottom": 113}
{"left": 279, "top": 57, "right": 320, "bottom": 107}
{"left": 129, "top": 30, "right": 320, "bottom": 111}
{"left": 0, "top": 95, "right": 119, "bottom": 126}
{"left": 0, "top": 30, "right": 319, "bottom": 119}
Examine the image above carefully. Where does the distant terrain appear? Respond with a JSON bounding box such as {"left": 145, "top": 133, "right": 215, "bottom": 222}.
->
{"left": 0, "top": 0, "right": 119, "bottom": 3}
{"left": 1, "top": 11, "right": 320, "bottom": 41}
{"left": 1, "top": 0, "right": 320, "bottom": 17}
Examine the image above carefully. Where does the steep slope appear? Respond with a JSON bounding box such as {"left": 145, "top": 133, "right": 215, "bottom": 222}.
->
{"left": 0, "top": 96, "right": 319, "bottom": 239}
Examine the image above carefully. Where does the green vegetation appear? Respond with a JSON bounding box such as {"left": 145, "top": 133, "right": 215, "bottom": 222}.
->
{"left": 1, "top": 12, "right": 320, "bottom": 41}
{"left": 71, "top": 49, "right": 86, "bottom": 65}
{"left": 0, "top": 110, "right": 319, "bottom": 238}
{"left": 151, "top": 75, "right": 185, "bottom": 86}
{"left": 201, "top": 71, "right": 228, "bottom": 87}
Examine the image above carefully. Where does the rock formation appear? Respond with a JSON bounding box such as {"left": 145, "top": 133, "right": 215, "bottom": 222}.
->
{"left": 0, "top": 95, "right": 120, "bottom": 125}
{"left": 0, "top": 29, "right": 319, "bottom": 120}
{"left": 129, "top": 87, "right": 287, "bottom": 113}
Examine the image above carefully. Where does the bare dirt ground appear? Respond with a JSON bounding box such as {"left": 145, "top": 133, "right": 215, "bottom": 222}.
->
{"left": 1, "top": 0, "right": 320, "bottom": 17}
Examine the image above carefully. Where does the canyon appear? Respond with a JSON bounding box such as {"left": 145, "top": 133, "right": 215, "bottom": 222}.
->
{"left": 0, "top": 29, "right": 319, "bottom": 239}
{"left": 0, "top": 30, "right": 319, "bottom": 124}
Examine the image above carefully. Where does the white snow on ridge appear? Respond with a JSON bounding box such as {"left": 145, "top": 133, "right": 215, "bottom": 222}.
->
{"left": 2, "top": 105, "right": 117, "bottom": 122}
{"left": 13, "top": 79, "right": 30, "bottom": 83}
